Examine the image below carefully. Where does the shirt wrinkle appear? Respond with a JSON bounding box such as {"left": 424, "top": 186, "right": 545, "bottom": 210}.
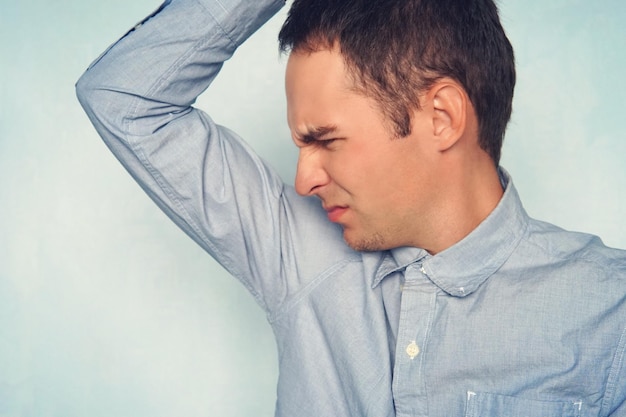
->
{"left": 267, "top": 257, "right": 360, "bottom": 324}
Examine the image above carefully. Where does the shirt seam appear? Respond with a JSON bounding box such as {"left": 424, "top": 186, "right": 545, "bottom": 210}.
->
{"left": 192, "top": 0, "right": 238, "bottom": 47}
{"left": 600, "top": 322, "right": 626, "bottom": 416}
{"left": 267, "top": 257, "right": 361, "bottom": 324}
{"left": 522, "top": 232, "right": 623, "bottom": 274}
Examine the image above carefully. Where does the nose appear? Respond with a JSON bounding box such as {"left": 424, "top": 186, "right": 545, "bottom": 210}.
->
{"left": 294, "top": 148, "right": 330, "bottom": 196}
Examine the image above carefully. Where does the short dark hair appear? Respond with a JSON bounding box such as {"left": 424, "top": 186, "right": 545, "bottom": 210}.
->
{"left": 279, "top": 0, "right": 515, "bottom": 165}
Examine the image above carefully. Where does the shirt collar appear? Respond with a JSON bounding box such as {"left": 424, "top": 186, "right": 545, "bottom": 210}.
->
{"left": 372, "top": 168, "right": 529, "bottom": 297}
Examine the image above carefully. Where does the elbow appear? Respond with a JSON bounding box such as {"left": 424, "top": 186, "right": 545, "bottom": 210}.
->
{"left": 75, "top": 72, "right": 92, "bottom": 111}
{"left": 75, "top": 69, "right": 130, "bottom": 141}
{"left": 75, "top": 70, "right": 106, "bottom": 121}
{"left": 76, "top": 65, "right": 187, "bottom": 139}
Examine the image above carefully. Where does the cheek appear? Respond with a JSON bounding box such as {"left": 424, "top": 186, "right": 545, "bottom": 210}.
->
{"left": 327, "top": 150, "right": 377, "bottom": 192}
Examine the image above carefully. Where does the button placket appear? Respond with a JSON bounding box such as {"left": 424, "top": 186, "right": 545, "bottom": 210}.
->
{"left": 392, "top": 263, "right": 437, "bottom": 417}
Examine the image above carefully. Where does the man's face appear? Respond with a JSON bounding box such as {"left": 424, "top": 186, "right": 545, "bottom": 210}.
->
{"left": 285, "top": 47, "right": 437, "bottom": 251}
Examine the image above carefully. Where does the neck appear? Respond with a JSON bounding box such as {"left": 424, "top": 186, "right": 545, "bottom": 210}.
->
{"left": 416, "top": 155, "right": 503, "bottom": 255}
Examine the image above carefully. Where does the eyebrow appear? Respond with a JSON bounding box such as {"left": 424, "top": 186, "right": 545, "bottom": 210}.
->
{"left": 296, "top": 125, "right": 339, "bottom": 144}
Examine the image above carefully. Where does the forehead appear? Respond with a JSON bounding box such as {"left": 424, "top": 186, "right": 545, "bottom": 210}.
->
{"left": 285, "top": 47, "right": 351, "bottom": 93}
{"left": 285, "top": 47, "right": 357, "bottom": 128}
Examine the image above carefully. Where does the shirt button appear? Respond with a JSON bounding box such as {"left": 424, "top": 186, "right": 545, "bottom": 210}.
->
{"left": 406, "top": 341, "right": 420, "bottom": 359}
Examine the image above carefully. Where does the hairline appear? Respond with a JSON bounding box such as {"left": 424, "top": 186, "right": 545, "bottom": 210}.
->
{"left": 286, "top": 37, "right": 431, "bottom": 140}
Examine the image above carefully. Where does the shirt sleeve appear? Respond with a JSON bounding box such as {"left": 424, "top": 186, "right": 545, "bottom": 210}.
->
{"left": 75, "top": 0, "right": 300, "bottom": 312}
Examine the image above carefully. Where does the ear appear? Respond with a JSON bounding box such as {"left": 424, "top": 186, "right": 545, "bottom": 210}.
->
{"left": 428, "top": 80, "right": 468, "bottom": 152}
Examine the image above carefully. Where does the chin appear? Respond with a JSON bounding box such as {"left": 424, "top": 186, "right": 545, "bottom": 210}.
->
{"left": 344, "top": 230, "right": 388, "bottom": 252}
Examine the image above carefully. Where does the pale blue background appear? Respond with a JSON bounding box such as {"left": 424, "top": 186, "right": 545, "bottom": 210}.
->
{"left": 0, "top": 0, "right": 624, "bottom": 416}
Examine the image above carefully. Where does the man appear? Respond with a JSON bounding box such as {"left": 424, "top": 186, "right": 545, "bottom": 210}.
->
{"left": 76, "top": 0, "right": 626, "bottom": 415}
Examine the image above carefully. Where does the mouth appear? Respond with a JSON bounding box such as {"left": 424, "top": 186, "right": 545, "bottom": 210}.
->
{"left": 325, "top": 206, "right": 348, "bottom": 223}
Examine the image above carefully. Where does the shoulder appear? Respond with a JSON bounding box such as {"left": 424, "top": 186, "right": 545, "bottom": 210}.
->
{"left": 500, "top": 216, "right": 626, "bottom": 315}
{"left": 522, "top": 217, "right": 626, "bottom": 277}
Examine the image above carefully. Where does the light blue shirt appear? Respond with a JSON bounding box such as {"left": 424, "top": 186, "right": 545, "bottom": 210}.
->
{"left": 76, "top": 0, "right": 626, "bottom": 415}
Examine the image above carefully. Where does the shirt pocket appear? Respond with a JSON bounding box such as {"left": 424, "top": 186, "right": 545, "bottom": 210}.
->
{"left": 464, "top": 391, "right": 582, "bottom": 417}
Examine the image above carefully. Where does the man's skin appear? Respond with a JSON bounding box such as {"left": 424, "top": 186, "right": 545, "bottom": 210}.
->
{"left": 286, "top": 45, "right": 504, "bottom": 254}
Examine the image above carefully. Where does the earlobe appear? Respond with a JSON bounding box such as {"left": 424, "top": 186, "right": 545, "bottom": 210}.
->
{"left": 430, "top": 81, "right": 468, "bottom": 151}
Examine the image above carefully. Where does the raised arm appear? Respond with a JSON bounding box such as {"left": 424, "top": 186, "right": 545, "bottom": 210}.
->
{"left": 75, "top": 0, "right": 305, "bottom": 312}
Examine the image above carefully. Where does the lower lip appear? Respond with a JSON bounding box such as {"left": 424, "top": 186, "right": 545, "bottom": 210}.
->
{"left": 327, "top": 207, "right": 348, "bottom": 223}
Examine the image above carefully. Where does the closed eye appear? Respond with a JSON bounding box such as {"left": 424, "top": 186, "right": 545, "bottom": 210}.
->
{"left": 303, "top": 137, "right": 343, "bottom": 150}
{"left": 316, "top": 138, "right": 337, "bottom": 148}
